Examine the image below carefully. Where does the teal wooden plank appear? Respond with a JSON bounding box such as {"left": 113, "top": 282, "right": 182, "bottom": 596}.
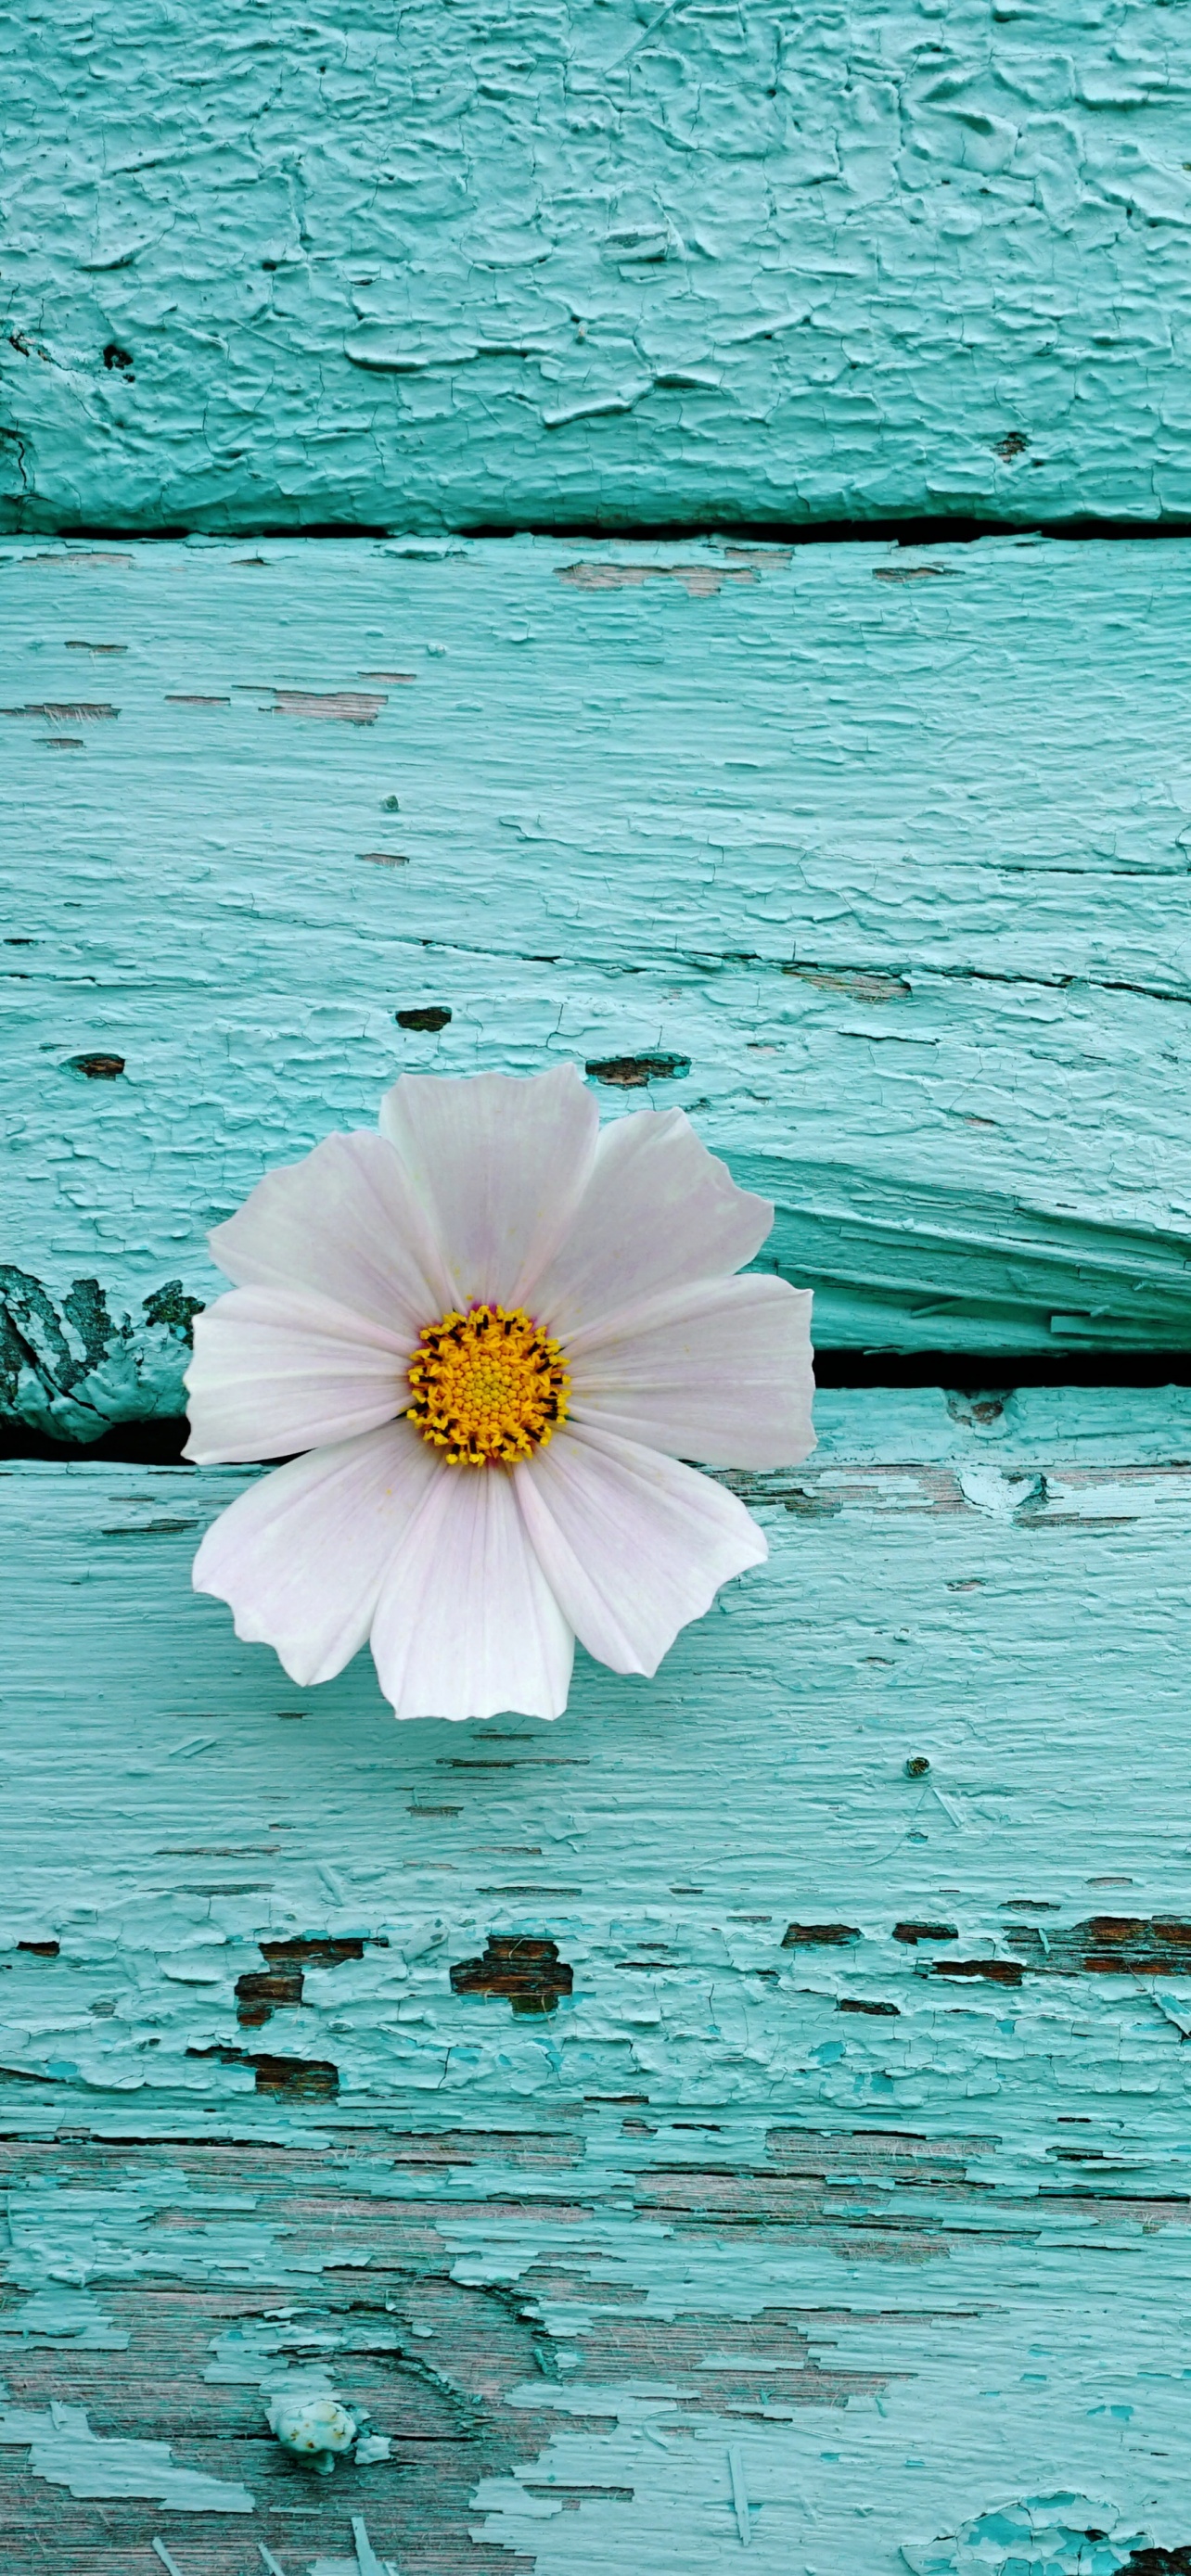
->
{"left": 5, "top": 1385, "right": 1191, "bottom": 2108}
{"left": 4, "top": 1387, "right": 1191, "bottom": 2570}
{"left": 3, "top": 1, "right": 1190, "bottom": 533}
{"left": 6, "top": 536, "right": 1191, "bottom": 1431}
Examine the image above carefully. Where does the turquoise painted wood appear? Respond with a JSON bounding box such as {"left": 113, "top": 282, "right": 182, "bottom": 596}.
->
{"left": 3, "top": 0, "right": 1191, "bottom": 535}
{"left": 7, "top": 533, "right": 1191, "bottom": 1438}
{"left": 4, "top": 1387, "right": 1191, "bottom": 2571}
{"left": 7, "top": 15, "right": 1191, "bottom": 2566}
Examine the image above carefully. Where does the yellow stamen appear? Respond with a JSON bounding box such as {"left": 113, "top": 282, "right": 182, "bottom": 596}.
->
{"left": 406, "top": 1304, "right": 570, "bottom": 1467}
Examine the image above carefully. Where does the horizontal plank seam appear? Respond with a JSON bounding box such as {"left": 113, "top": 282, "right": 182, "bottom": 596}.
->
{"left": 8, "top": 1350, "right": 1191, "bottom": 1463}
{"left": 14, "top": 515, "right": 1191, "bottom": 548}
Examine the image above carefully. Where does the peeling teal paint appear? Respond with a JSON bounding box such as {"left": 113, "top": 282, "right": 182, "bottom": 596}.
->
{"left": 900, "top": 2496, "right": 1157, "bottom": 2574}
{"left": 0, "top": 2392, "right": 253, "bottom": 2509}
{"left": 3, "top": 2111, "right": 1191, "bottom": 2570}
{"left": 0, "top": 2289, "right": 128, "bottom": 2350}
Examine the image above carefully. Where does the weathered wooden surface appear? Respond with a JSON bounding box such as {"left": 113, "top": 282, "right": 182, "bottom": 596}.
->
{"left": 4, "top": 1, "right": 1191, "bottom": 535}
{"left": 7, "top": 534, "right": 1191, "bottom": 1436}
{"left": 4, "top": 1386, "right": 1191, "bottom": 2570}
{"left": 8, "top": 10, "right": 1189, "bottom": 2570}
{"left": 0, "top": 2127, "right": 1187, "bottom": 2576}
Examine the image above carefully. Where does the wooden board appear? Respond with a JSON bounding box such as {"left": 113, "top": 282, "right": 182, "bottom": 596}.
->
{"left": 4, "top": 1, "right": 1191, "bottom": 535}
{"left": 4, "top": 1386, "right": 1191, "bottom": 2570}
{"left": 8, "top": 11, "right": 1190, "bottom": 2573}
{"left": 7, "top": 534, "right": 1191, "bottom": 1437}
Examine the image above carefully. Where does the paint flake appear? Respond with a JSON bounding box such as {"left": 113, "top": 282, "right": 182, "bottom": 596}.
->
{"left": 0, "top": 2397, "right": 253, "bottom": 2508}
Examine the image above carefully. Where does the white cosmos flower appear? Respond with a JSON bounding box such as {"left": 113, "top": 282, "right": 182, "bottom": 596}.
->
{"left": 185, "top": 1065, "right": 814, "bottom": 1721}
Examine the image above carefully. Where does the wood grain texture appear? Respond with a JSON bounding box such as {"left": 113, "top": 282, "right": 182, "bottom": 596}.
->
{"left": 3, "top": 0, "right": 1191, "bottom": 534}
{"left": 6, "top": 534, "right": 1191, "bottom": 1433}
{"left": 4, "top": 1386, "right": 1191, "bottom": 2570}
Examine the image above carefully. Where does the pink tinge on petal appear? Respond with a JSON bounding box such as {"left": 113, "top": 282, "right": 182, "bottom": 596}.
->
{"left": 531, "top": 1107, "right": 775, "bottom": 1342}
{"left": 209, "top": 1129, "right": 452, "bottom": 1334}
{"left": 370, "top": 1461, "right": 575, "bottom": 1720}
{"left": 569, "top": 1273, "right": 815, "bottom": 1469}
{"left": 378, "top": 1064, "right": 599, "bottom": 1311}
{"left": 184, "top": 1285, "right": 413, "bottom": 1462}
{"left": 516, "top": 1422, "right": 766, "bottom": 1677}
{"left": 192, "top": 1419, "right": 443, "bottom": 1687}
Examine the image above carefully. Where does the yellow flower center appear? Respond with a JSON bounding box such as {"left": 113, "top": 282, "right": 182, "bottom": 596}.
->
{"left": 406, "top": 1304, "right": 570, "bottom": 1467}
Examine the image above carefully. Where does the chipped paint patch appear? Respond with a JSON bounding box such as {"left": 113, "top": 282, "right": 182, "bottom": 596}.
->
{"left": 583, "top": 1052, "right": 691, "bottom": 1088}
{"left": 556, "top": 563, "right": 754, "bottom": 598}
{"left": 1006, "top": 1917, "right": 1191, "bottom": 1976}
{"left": 265, "top": 691, "right": 386, "bottom": 725}
{"left": 0, "top": 2394, "right": 253, "bottom": 2508}
{"left": 901, "top": 2493, "right": 1157, "bottom": 2574}
{"left": 450, "top": 1935, "right": 574, "bottom": 2017}
{"left": 0, "top": 2289, "right": 128, "bottom": 2350}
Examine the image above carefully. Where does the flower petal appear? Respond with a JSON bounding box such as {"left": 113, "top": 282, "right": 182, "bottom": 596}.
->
{"left": 369, "top": 1463, "right": 574, "bottom": 1720}
{"left": 531, "top": 1107, "right": 774, "bottom": 1340}
{"left": 185, "top": 1286, "right": 412, "bottom": 1462}
{"left": 192, "top": 1419, "right": 442, "bottom": 1686}
{"left": 378, "top": 1064, "right": 598, "bottom": 1310}
{"left": 515, "top": 1422, "right": 765, "bottom": 1677}
{"left": 569, "top": 1274, "right": 814, "bottom": 1469}
{"left": 208, "top": 1129, "right": 452, "bottom": 1333}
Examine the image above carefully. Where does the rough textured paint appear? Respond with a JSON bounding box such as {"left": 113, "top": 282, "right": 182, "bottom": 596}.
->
{"left": 902, "top": 2498, "right": 1187, "bottom": 2575}
{"left": 4, "top": 1387, "right": 1191, "bottom": 2567}
{"left": 4, "top": 2, "right": 1191, "bottom": 532}
{"left": 8, "top": 537, "right": 1191, "bottom": 1431}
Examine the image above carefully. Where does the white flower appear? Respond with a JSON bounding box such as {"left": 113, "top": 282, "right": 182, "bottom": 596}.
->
{"left": 186, "top": 1065, "right": 814, "bottom": 1720}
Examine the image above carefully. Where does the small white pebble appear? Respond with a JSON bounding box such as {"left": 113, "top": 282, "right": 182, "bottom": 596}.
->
{"left": 354, "top": 2434, "right": 392, "bottom": 2464}
{"left": 266, "top": 2391, "right": 358, "bottom": 2473}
